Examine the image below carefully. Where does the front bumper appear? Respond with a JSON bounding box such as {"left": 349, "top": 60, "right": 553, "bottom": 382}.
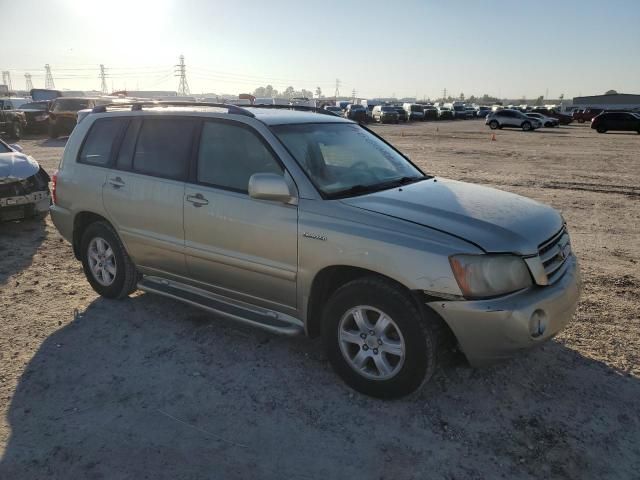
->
{"left": 428, "top": 255, "right": 581, "bottom": 366}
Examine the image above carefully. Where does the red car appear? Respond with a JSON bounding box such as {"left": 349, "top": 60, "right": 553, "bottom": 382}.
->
{"left": 573, "top": 108, "right": 603, "bottom": 123}
{"left": 530, "top": 107, "right": 573, "bottom": 125}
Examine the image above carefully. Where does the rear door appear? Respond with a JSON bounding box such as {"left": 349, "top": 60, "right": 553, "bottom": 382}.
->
{"left": 183, "top": 119, "right": 298, "bottom": 312}
{"left": 102, "top": 117, "right": 197, "bottom": 277}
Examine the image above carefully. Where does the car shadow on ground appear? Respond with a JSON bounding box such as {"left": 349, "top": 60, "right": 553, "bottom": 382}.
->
{"left": 37, "top": 138, "right": 68, "bottom": 148}
{"left": 0, "top": 216, "right": 47, "bottom": 285}
{"left": 1, "top": 292, "right": 639, "bottom": 479}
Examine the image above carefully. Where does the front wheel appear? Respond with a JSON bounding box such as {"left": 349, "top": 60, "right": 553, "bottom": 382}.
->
{"left": 596, "top": 126, "right": 607, "bottom": 134}
{"left": 80, "top": 221, "right": 139, "bottom": 299}
{"left": 10, "top": 122, "right": 22, "bottom": 140}
{"left": 322, "top": 277, "right": 441, "bottom": 398}
{"left": 489, "top": 120, "right": 499, "bottom": 129}
{"left": 522, "top": 121, "right": 532, "bottom": 131}
{"left": 578, "top": 118, "right": 585, "bottom": 123}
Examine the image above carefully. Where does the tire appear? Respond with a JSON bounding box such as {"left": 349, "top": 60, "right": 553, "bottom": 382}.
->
{"left": 48, "top": 123, "right": 58, "bottom": 139}
{"left": 522, "top": 121, "right": 532, "bottom": 131}
{"left": 10, "top": 122, "right": 22, "bottom": 140}
{"left": 489, "top": 120, "right": 499, "bottom": 130}
{"left": 578, "top": 118, "right": 585, "bottom": 123}
{"left": 322, "top": 276, "right": 441, "bottom": 398}
{"left": 596, "top": 126, "right": 607, "bottom": 134}
{"left": 80, "top": 221, "right": 139, "bottom": 299}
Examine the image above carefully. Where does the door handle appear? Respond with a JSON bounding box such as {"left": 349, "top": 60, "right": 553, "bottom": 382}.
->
{"left": 186, "top": 193, "right": 209, "bottom": 207}
{"left": 108, "top": 176, "right": 125, "bottom": 188}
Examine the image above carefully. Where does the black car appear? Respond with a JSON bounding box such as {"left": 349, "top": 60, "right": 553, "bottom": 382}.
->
{"left": 477, "top": 106, "right": 492, "bottom": 118}
{"left": 18, "top": 101, "right": 51, "bottom": 132}
{"left": 344, "top": 104, "right": 367, "bottom": 123}
{"left": 421, "top": 106, "right": 438, "bottom": 121}
{"left": 590, "top": 112, "right": 640, "bottom": 134}
{"left": 393, "top": 106, "right": 408, "bottom": 122}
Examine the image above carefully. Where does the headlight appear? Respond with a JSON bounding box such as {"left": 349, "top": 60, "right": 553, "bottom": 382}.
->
{"left": 449, "top": 254, "right": 533, "bottom": 299}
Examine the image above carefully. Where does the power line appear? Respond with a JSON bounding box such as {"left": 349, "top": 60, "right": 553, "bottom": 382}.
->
{"left": 175, "top": 55, "right": 190, "bottom": 96}
{"left": 44, "top": 64, "right": 55, "bottom": 89}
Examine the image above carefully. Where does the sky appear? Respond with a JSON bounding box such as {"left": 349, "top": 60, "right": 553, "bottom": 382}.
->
{"left": 1, "top": 0, "right": 639, "bottom": 99}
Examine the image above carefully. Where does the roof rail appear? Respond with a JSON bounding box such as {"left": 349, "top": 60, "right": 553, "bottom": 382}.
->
{"left": 248, "top": 104, "right": 340, "bottom": 117}
{"left": 91, "top": 101, "right": 255, "bottom": 117}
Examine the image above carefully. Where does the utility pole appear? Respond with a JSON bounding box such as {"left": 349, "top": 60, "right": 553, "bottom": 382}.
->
{"left": 99, "top": 64, "right": 108, "bottom": 94}
{"left": 175, "top": 55, "right": 190, "bottom": 96}
{"left": 2, "top": 71, "right": 12, "bottom": 92}
{"left": 24, "top": 73, "right": 33, "bottom": 91}
{"left": 44, "top": 64, "right": 55, "bottom": 89}
{"left": 334, "top": 78, "right": 341, "bottom": 98}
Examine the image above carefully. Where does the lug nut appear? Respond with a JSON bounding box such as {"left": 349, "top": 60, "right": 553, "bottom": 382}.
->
{"left": 362, "top": 345, "right": 369, "bottom": 351}
{"left": 377, "top": 339, "right": 383, "bottom": 345}
{"left": 360, "top": 333, "right": 367, "bottom": 339}
{"left": 369, "top": 330, "right": 375, "bottom": 335}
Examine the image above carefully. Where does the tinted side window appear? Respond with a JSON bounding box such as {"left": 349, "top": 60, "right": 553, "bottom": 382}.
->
{"left": 197, "top": 121, "right": 283, "bottom": 192}
{"left": 116, "top": 118, "right": 142, "bottom": 170}
{"left": 78, "top": 118, "right": 128, "bottom": 166}
{"left": 132, "top": 119, "right": 196, "bottom": 180}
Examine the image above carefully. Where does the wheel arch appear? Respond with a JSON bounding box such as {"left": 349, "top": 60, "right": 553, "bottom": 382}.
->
{"left": 305, "top": 265, "right": 438, "bottom": 339}
{"left": 72, "top": 211, "right": 112, "bottom": 260}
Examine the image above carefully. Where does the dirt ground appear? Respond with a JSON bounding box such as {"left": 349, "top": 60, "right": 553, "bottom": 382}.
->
{"left": 1, "top": 120, "right": 638, "bottom": 479}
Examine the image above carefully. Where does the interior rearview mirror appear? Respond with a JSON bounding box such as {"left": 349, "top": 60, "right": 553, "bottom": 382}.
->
{"left": 248, "top": 173, "right": 293, "bottom": 203}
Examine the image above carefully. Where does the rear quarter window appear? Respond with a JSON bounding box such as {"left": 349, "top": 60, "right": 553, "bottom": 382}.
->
{"left": 78, "top": 118, "right": 128, "bottom": 166}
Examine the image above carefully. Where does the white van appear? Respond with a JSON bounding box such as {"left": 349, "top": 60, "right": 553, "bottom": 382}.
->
{"left": 403, "top": 103, "right": 425, "bottom": 121}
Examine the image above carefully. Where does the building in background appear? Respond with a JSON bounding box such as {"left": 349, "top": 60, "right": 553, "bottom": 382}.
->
{"left": 572, "top": 93, "right": 640, "bottom": 110}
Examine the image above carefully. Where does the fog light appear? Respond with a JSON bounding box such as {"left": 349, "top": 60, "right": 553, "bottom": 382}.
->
{"left": 529, "top": 309, "right": 548, "bottom": 338}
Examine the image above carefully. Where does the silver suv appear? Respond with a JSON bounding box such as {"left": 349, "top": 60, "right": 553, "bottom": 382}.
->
{"left": 51, "top": 102, "right": 581, "bottom": 398}
{"left": 486, "top": 109, "right": 542, "bottom": 131}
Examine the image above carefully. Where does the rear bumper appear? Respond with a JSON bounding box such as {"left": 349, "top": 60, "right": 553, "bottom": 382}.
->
{"left": 428, "top": 255, "right": 581, "bottom": 366}
{"left": 49, "top": 204, "right": 74, "bottom": 243}
{"left": 0, "top": 190, "right": 49, "bottom": 221}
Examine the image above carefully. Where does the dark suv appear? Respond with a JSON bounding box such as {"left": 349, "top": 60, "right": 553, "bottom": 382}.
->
{"left": 344, "top": 104, "right": 367, "bottom": 123}
{"left": 590, "top": 112, "right": 640, "bottom": 134}
{"left": 48, "top": 97, "right": 105, "bottom": 138}
{"left": 530, "top": 107, "right": 573, "bottom": 125}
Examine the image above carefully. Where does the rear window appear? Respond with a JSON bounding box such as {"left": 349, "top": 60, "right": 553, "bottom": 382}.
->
{"left": 79, "top": 119, "right": 128, "bottom": 166}
{"left": 132, "top": 119, "right": 196, "bottom": 180}
{"left": 381, "top": 106, "right": 395, "bottom": 112}
{"left": 52, "top": 99, "right": 90, "bottom": 112}
{"left": 410, "top": 105, "right": 423, "bottom": 112}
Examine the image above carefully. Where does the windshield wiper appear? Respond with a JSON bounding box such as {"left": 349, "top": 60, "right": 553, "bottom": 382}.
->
{"left": 327, "top": 176, "right": 427, "bottom": 199}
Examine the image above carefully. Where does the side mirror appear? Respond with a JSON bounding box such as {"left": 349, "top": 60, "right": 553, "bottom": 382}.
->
{"left": 248, "top": 173, "right": 294, "bottom": 203}
{"left": 9, "top": 144, "right": 23, "bottom": 153}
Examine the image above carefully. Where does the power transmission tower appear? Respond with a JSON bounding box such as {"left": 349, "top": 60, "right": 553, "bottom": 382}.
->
{"left": 99, "top": 64, "right": 108, "bottom": 94}
{"left": 351, "top": 88, "right": 356, "bottom": 101}
{"left": 442, "top": 88, "right": 447, "bottom": 100}
{"left": 44, "top": 64, "right": 55, "bottom": 89}
{"left": 2, "top": 71, "right": 12, "bottom": 91}
{"left": 334, "top": 78, "right": 341, "bottom": 98}
{"left": 175, "top": 55, "right": 190, "bottom": 96}
{"left": 25, "top": 73, "right": 33, "bottom": 91}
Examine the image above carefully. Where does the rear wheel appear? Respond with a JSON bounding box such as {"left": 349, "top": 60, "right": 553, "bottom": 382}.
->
{"left": 596, "top": 126, "right": 607, "bottom": 134}
{"left": 522, "top": 121, "right": 532, "bottom": 131}
{"left": 322, "top": 277, "right": 441, "bottom": 398}
{"left": 80, "top": 222, "right": 139, "bottom": 299}
{"left": 578, "top": 118, "right": 585, "bottom": 123}
{"left": 48, "top": 123, "right": 58, "bottom": 139}
{"left": 489, "top": 120, "right": 499, "bottom": 129}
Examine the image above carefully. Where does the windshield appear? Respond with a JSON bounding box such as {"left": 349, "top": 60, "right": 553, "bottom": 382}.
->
{"left": 19, "top": 101, "right": 49, "bottom": 110}
{"left": 272, "top": 123, "right": 425, "bottom": 198}
{"left": 453, "top": 105, "right": 464, "bottom": 111}
{"left": 381, "top": 106, "right": 395, "bottom": 112}
{"left": 0, "top": 142, "right": 11, "bottom": 154}
{"left": 410, "top": 105, "right": 422, "bottom": 112}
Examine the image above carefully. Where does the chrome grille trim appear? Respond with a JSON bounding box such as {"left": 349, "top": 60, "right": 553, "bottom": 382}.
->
{"left": 538, "top": 226, "right": 572, "bottom": 284}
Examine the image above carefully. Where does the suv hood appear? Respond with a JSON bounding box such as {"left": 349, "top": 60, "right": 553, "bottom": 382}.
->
{"left": 341, "top": 177, "right": 563, "bottom": 255}
{"left": 0, "top": 152, "right": 40, "bottom": 184}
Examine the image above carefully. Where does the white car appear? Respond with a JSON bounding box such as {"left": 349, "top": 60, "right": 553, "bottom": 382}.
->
{"left": 526, "top": 112, "right": 559, "bottom": 128}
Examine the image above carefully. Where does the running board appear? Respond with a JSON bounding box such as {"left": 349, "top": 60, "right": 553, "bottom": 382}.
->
{"left": 137, "top": 276, "right": 304, "bottom": 336}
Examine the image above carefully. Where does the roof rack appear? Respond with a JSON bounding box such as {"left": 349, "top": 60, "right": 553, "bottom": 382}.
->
{"left": 91, "top": 101, "right": 255, "bottom": 117}
{"left": 249, "top": 104, "right": 340, "bottom": 117}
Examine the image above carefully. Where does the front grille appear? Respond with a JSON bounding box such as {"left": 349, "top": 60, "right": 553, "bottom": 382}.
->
{"left": 538, "top": 226, "right": 572, "bottom": 284}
